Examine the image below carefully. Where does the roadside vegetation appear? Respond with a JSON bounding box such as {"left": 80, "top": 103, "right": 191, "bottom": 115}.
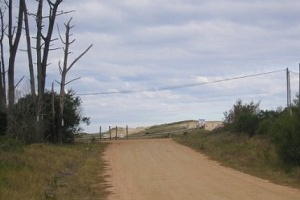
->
{"left": 174, "top": 131, "right": 300, "bottom": 187}
{"left": 0, "top": 138, "right": 109, "bottom": 200}
{"left": 0, "top": 1, "right": 92, "bottom": 145}
{"left": 174, "top": 96, "right": 300, "bottom": 188}
{"left": 0, "top": 3, "right": 107, "bottom": 199}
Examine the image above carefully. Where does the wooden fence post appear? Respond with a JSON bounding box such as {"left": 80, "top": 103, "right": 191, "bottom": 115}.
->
{"left": 109, "top": 126, "right": 111, "bottom": 140}
{"left": 99, "top": 126, "right": 102, "bottom": 141}
{"left": 115, "top": 126, "right": 118, "bottom": 140}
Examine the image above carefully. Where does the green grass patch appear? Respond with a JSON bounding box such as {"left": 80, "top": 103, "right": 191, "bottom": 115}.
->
{"left": 174, "top": 130, "right": 300, "bottom": 188}
{"left": 0, "top": 137, "right": 109, "bottom": 200}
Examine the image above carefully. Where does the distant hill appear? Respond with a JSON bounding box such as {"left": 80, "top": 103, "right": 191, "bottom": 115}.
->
{"left": 76, "top": 120, "right": 200, "bottom": 141}
{"left": 129, "top": 120, "right": 199, "bottom": 138}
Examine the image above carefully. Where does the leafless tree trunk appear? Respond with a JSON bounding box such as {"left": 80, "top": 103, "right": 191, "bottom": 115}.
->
{"left": 0, "top": 5, "right": 6, "bottom": 112}
{"left": 57, "top": 17, "right": 92, "bottom": 143}
{"left": 8, "top": 0, "right": 24, "bottom": 108}
{"left": 35, "top": 0, "right": 63, "bottom": 138}
{"left": 7, "top": 0, "right": 24, "bottom": 135}
{"left": 51, "top": 81, "right": 56, "bottom": 142}
{"left": 23, "top": 0, "right": 35, "bottom": 98}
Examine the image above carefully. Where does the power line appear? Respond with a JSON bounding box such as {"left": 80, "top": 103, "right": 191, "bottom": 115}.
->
{"left": 290, "top": 70, "right": 299, "bottom": 75}
{"left": 77, "top": 69, "right": 285, "bottom": 96}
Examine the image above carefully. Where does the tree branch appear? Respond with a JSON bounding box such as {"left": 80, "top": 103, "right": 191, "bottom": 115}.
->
{"left": 14, "top": 76, "right": 25, "bottom": 89}
{"left": 67, "top": 44, "right": 93, "bottom": 72}
{"left": 65, "top": 77, "right": 81, "bottom": 85}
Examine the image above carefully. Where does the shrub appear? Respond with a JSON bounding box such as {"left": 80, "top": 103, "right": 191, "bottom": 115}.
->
{"left": 256, "top": 119, "right": 273, "bottom": 135}
{"left": 234, "top": 112, "right": 259, "bottom": 137}
{"left": 12, "top": 90, "right": 90, "bottom": 144}
{"left": 272, "top": 113, "right": 300, "bottom": 166}
{"left": 256, "top": 110, "right": 280, "bottom": 135}
{"left": 223, "top": 99, "right": 260, "bottom": 136}
{"left": 0, "top": 111, "right": 6, "bottom": 136}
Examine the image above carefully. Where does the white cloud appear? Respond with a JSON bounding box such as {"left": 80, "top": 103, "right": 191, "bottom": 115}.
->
{"left": 12, "top": 0, "right": 300, "bottom": 133}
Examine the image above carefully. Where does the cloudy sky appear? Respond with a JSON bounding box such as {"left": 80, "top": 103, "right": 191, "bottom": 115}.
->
{"left": 17, "top": 0, "right": 300, "bottom": 132}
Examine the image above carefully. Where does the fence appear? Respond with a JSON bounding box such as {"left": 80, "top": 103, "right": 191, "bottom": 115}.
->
{"left": 75, "top": 125, "right": 197, "bottom": 143}
{"left": 99, "top": 126, "right": 129, "bottom": 140}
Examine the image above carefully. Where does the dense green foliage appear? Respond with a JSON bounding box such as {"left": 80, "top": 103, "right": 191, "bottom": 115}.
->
{"left": 223, "top": 99, "right": 260, "bottom": 136}
{"left": 223, "top": 97, "right": 300, "bottom": 166}
{"left": 0, "top": 111, "right": 6, "bottom": 136}
{"left": 271, "top": 109, "right": 300, "bottom": 166}
{"left": 5, "top": 90, "right": 89, "bottom": 144}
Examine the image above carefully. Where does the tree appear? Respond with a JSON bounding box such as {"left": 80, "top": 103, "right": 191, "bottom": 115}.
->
{"left": 35, "top": 0, "right": 64, "bottom": 138}
{"left": 0, "top": 110, "right": 6, "bottom": 135}
{"left": 272, "top": 111, "right": 300, "bottom": 166}
{"left": 256, "top": 109, "right": 281, "bottom": 135}
{"left": 13, "top": 90, "right": 89, "bottom": 144}
{"left": 13, "top": 92, "right": 38, "bottom": 143}
{"left": 57, "top": 17, "right": 92, "bottom": 143}
{"left": 0, "top": 1, "right": 90, "bottom": 143}
{"left": 0, "top": 4, "right": 6, "bottom": 112}
{"left": 46, "top": 90, "right": 90, "bottom": 143}
{"left": 23, "top": 0, "right": 35, "bottom": 98}
{"left": 223, "top": 99, "right": 260, "bottom": 136}
{"left": 7, "top": 0, "right": 25, "bottom": 136}
{"left": 57, "top": 90, "right": 90, "bottom": 143}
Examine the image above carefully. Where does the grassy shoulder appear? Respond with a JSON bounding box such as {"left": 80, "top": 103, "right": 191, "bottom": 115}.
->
{"left": 173, "top": 130, "right": 300, "bottom": 188}
{"left": 0, "top": 137, "right": 109, "bottom": 200}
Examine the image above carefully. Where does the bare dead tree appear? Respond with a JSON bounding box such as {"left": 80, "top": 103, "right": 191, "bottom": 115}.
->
{"left": 51, "top": 81, "right": 56, "bottom": 142}
{"left": 57, "top": 17, "right": 92, "bottom": 143}
{"left": 23, "top": 0, "right": 35, "bottom": 98}
{"left": 7, "top": 0, "right": 25, "bottom": 135}
{"left": 8, "top": 0, "right": 24, "bottom": 108}
{"left": 0, "top": 4, "right": 6, "bottom": 112}
{"left": 35, "top": 0, "right": 64, "bottom": 138}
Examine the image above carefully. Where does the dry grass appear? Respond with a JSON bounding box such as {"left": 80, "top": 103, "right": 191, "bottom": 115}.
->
{"left": 174, "top": 130, "right": 300, "bottom": 188}
{"left": 0, "top": 138, "right": 109, "bottom": 200}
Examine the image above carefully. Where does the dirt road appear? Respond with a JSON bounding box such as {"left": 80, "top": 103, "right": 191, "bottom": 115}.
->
{"left": 104, "top": 139, "right": 300, "bottom": 200}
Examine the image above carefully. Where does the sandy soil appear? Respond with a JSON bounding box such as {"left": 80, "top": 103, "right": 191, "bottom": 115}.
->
{"left": 104, "top": 139, "right": 300, "bottom": 200}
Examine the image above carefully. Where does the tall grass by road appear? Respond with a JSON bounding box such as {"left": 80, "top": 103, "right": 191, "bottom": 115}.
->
{"left": 174, "top": 130, "right": 300, "bottom": 188}
{"left": 0, "top": 137, "right": 109, "bottom": 200}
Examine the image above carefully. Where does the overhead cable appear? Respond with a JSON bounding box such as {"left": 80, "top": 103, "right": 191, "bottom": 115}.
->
{"left": 77, "top": 69, "right": 285, "bottom": 96}
{"left": 290, "top": 70, "right": 299, "bottom": 75}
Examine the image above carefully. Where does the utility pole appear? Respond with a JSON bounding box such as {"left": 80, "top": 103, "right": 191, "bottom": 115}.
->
{"left": 286, "top": 68, "right": 292, "bottom": 115}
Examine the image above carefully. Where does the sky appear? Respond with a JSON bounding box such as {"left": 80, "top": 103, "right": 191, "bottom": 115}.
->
{"left": 15, "top": 0, "right": 300, "bottom": 133}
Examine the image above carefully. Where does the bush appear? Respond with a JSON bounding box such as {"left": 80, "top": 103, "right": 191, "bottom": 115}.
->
{"left": 256, "top": 110, "right": 280, "bottom": 136}
{"left": 220, "top": 96, "right": 300, "bottom": 167}
{"left": 223, "top": 99, "right": 260, "bottom": 136}
{"left": 256, "top": 119, "right": 273, "bottom": 135}
{"left": 272, "top": 113, "right": 300, "bottom": 166}
{"left": 0, "top": 111, "right": 6, "bottom": 136}
{"left": 12, "top": 90, "right": 89, "bottom": 144}
{"left": 234, "top": 112, "right": 259, "bottom": 137}
{"left": 0, "top": 136, "right": 23, "bottom": 152}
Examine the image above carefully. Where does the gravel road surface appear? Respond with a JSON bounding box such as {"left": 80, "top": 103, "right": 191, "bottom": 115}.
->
{"left": 104, "top": 139, "right": 300, "bottom": 200}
